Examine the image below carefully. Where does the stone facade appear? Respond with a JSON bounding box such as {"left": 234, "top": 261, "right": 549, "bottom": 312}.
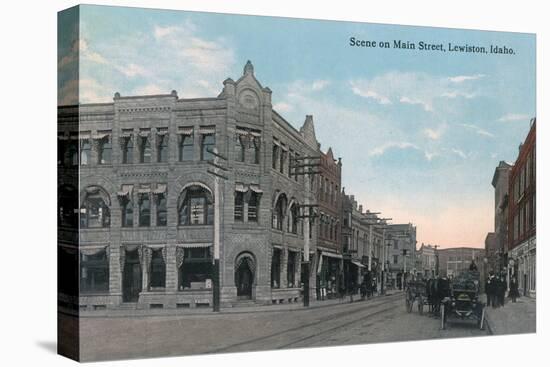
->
{"left": 417, "top": 243, "right": 437, "bottom": 278}
{"left": 58, "top": 61, "right": 324, "bottom": 311}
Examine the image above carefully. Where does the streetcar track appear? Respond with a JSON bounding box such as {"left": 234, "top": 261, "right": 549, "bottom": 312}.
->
{"left": 210, "top": 294, "right": 401, "bottom": 353}
{"left": 276, "top": 305, "right": 398, "bottom": 349}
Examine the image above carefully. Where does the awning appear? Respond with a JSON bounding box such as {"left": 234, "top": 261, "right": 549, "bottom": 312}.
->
{"left": 321, "top": 251, "right": 343, "bottom": 259}
{"left": 199, "top": 126, "right": 216, "bottom": 135}
{"left": 138, "top": 129, "right": 151, "bottom": 137}
{"left": 137, "top": 185, "right": 151, "bottom": 194}
{"left": 58, "top": 133, "right": 69, "bottom": 141}
{"left": 178, "top": 127, "right": 194, "bottom": 135}
{"left": 249, "top": 184, "right": 263, "bottom": 194}
{"left": 236, "top": 128, "right": 249, "bottom": 136}
{"left": 79, "top": 131, "right": 91, "bottom": 140}
{"left": 117, "top": 185, "right": 134, "bottom": 198}
{"left": 156, "top": 128, "right": 168, "bottom": 136}
{"left": 352, "top": 260, "right": 366, "bottom": 268}
{"left": 93, "top": 132, "right": 110, "bottom": 140}
{"left": 120, "top": 130, "right": 133, "bottom": 138}
{"left": 177, "top": 243, "right": 212, "bottom": 249}
{"left": 250, "top": 130, "right": 261, "bottom": 137}
{"left": 235, "top": 183, "right": 247, "bottom": 193}
{"left": 153, "top": 183, "right": 167, "bottom": 195}
{"left": 272, "top": 244, "right": 283, "bottom": 250}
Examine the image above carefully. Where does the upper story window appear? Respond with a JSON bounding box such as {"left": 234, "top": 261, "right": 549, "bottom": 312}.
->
{"left": 80, "top": 249, "right": 109, "bottom": 293}
{"left": 248, "top": 191, "right": 260, "bottom": 222}
{"left": 236, "top": 135, "right": 246, "bottom": 162}
{"left": 80, "top": 139, "right": 91, "bottom": 166}
{"left": 289, "top": 203, "right": 300, "bottom": 235}
{"left": 97, "top": 134, "right": 112, "bottom": 165}
{"left": 138, "top": 193, "right": 151, "bottom": 227}
{"left": 178, "top": 185, "right": 214, "bottom": 225}
{"left": 156, "top": 193, "right": 167, "bottom": 226}
{"left": 200, "top": 127, "right": 216, "bottom": 161}
{"left": 252, "top": 135, "right": 261, "bottom": 164}
{"left": 279, "top": 146, "right": 287, "bottom": 174}
{"left": 157, "top": 131, "right": 169, "bottom": 163}
{"left": 139, "top": 133, "right": 152, "bottom": 163}
{"left": 288, "top": 149, "right": 293, "bottom": 178}
{"left": 272, "top": 143, "right": 279, "bottom": 170}
{"left": 272, "top": 194, "right": 287, "bottom": 231}
{"left": 80, "top": 186, "right": 110, "bottom": 228}
{"left": 234, "top": 191, "right": 244, "bottom": 221}
{"left": 122, "top": 135, "right": 134, "bottom": 164}
{"left": 58, "top": 185, "right": 77, "bottom": 227}
{"left": 178, "top": 129, "right": 194, "bottom": 161}
{"left": 121, "top": 198, "right": 133, "bottom": 227}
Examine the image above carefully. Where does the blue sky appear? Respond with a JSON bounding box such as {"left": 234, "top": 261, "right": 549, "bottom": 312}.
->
{"left": 58, "top": 5, "right": 536, "bottom": 248}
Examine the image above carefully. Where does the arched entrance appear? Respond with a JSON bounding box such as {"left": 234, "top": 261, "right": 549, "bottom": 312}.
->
{"left": 235, "top": 253, "right": 255, "bottom": 300}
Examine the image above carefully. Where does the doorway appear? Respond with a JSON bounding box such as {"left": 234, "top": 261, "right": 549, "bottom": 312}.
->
{"left": 123, "top": 249, "right": 142, "bottom": 303}
{"left": 235, "top": 256, "right": 254, "bottom": 300}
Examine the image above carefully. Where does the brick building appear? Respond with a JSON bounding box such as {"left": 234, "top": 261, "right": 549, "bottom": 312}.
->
{"left": 386, "top": 223, "right": 416, "bottom": 288}
{"left": 315, "top": 147, "right": 344, "bottom": 299}
{"left": 508, "top": 118, "right": 536, "bottom": 297}
{"left": 58, "top": 61, "right": 328, "bottom": 311}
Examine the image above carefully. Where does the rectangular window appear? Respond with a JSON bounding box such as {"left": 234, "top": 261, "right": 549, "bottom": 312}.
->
{"left": 248, "top": 192, "right": 259, "bottom": 222}
{"left": 140, "top": 136, "right": 152, "bottom": 163}
{"left": 234, "top": 191, "right": 244, "bottom": 221}
{"left": 190, "top": 197, "right": 206, "bottom": 225}
{"left": 98, "top": 133, "right": 112, "bottom": 165}
{"left": 122, "top": 137, "right": 133, "bottom": 164}
{"left": 150, "top": 249, "right": 166, "bottom": 288}
{"left": 156, "top": 194, "right": 167, "bottom": 226}
{"left": 236, "top": 135, "right": 245, "bottom": 162}
{"left": 157, "top": 132, "right": 169, "bottom": 163}
{"left": 288, "top": 149, "right": 293, "bottom": 178}
{"left": 279, "top": 148, "right": 286, "bottom": 174}
{"left": 287, "top": 251, "right": 296, "bottom": 288}
{"left": 80, "top": 250, "right": 109, "bottom": 293}
{"left": 122, "top": 199, "right": 133, "bottom": 227}
{"left": 179, "top": 131, "right": 194, "bottom": 161}
{"left": 179, "top": 248, "right": 212, "bottom": 291}
{"left": 139, "top": 194, "right": 151, "bottom": 227}
{"left": 271, "top": 248, "right": 281, "bottom": 288}
{"left": 252, "top": 136, "right": 261, "bottom": 164}
{"left": 200, "top": 133, "right": 216, "bottom": 161}
{"left": 393, "top": 255, "right": 398, "bottom": 264}
{"left": 272, "top": 143, "right": 279, "bottom": 170}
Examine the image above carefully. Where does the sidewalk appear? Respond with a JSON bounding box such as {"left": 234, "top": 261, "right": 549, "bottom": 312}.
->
{"left": 483, "top": 295, "right": 536, "bottom": 335}
{"left": 78, "top": 290, "right": 403, "bottom": 318}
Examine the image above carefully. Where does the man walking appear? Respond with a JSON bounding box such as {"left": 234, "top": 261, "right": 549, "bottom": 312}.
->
{"left": 509, "top": 276, "right": 520, "bottom": 302}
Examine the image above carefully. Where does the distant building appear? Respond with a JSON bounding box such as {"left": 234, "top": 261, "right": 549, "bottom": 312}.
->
{"left": 386, "top": 223, "right": 416, "bottom": 288}
{"left": 417, "top": 243, "right": 437, "bottom": 278}
{"left": 508, "top": 118, "right": 536, "bottom": 297}
{"left": 489, "top": 160, "right": 513, "bottom": 273}
{"left": 437, "top": 247, "right": 485, "bottom": 278}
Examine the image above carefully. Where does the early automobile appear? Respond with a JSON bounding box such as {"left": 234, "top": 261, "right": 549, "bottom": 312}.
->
{"left": 440, "top": 271, "right": 485, "bottom": 330}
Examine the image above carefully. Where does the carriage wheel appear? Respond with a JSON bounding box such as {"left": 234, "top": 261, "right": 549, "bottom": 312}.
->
{"left": 440, "top": 305, "right": 446, "bottom": 330}
{"left": 418, "top": 296, "right": 423, "bottom": 315}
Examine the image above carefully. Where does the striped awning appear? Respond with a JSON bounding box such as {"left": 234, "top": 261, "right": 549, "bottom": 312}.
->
{"left": 153, "top": 183, "right": 167, "bottom": 194}
{"left": 156, "top": 128, "right": 168, "bottom": 136}
{"left": 177, "top": 243, "right": 212, "bottom": 249}
{"left": 138, "top": 129, "right": 151, "bottom": 137}
{"left": 117, "top": 185, "right": 133, "bottom": 198}
{"left": 249, "top": 184, "right": 263, "bottom": 194}
{"left": 199, "top": 126, "right": 216, "bottom": 134}
{"left": 93, "top": 132, "right": 110, "bottom": 140}
{"left": 352, "top": 260, "right": 366, "bottom": 268}
{"left": 235, "top": 183, "right": 247, "bottom": 193}
{"left": 178, "top": 127, "right": 194, "bottom": 135}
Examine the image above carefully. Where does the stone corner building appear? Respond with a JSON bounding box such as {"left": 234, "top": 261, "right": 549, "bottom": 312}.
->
{"left": 57, "top": 61, "right": 332, "bottom": 311}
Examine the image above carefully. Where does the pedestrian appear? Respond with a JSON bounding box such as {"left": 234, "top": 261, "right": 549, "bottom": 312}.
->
{"left": 469, "top": 260, "right": 478, "bottom": 272}
{"left": 509, "top": 276, "right": 520, "bottom": 302}
{"left": 485, "top": 274, "right": 492, "bottom": 307}
{"left": 498, "top": 275, "right": 507, "bottom": 307}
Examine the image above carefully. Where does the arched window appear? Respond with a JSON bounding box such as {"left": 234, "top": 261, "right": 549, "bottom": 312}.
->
{"left": 98, "top": 136, "right": 112, "bottom": 164}
{"left": 272, "top": 194, "right": 286, "bottom": 230}
{"left": 122, "top": 137, "right": 133, "bottom": 164}
{"left": 178, "top": 185, "right": 214, "bottom": 225}
{"left": 149, "top": 249, "right": 166, "bottom": 289}
{"left": 80, "top": 187, "right": 110, "bottom": 228}
{"left": 80, "top": 140, "right": 91, "bottom": 165}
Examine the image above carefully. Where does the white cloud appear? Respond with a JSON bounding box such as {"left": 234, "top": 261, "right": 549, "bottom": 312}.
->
{"left": 351, "top": 83, "right": 391, "bottom": 105}
{"left": 311, "top": 80, "right": 330, "bottom": 91}
{"left": 350, "top": 71, "right": 482, "bottom": 113}
{"left": 448, "top": 74, "right": 486, "bottom": 83}
{"left": 273, "top": 102, "right": 293, "bottom": 113}
{"left": 451, "top": 148, "right": 467, "bottom": 159}
{"left": 369, "top": 142, "right": 419, "bottom": 157}
{"left": 498, "top": 113, "right": 531, "bottom": 122}
{"left": 460, "top": 123, "right": 494, "bottom": 138}
{"left": 116, "top": 63, "right": 148, "bottom": 78}
{"left": 133, "top": 84, "right": 166, "bottom": 95}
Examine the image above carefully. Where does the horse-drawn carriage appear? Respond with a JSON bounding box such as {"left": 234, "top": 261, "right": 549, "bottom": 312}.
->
{"left": 405, "top": 280, "right": 427, "bottom": 314}
{"left": 440, "top": 271, "right": 485, "bottom": 330}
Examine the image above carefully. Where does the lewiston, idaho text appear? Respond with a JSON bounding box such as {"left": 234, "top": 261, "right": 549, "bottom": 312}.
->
{"left": 349, "top": 37, "right": 515, "bottom": 55}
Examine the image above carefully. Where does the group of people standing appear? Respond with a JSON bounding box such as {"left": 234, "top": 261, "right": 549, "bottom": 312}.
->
{"left": 486, "top": 271, "right": 520, "bottom": 307}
